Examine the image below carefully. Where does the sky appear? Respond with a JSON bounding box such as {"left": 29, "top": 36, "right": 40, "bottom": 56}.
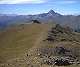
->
{"left": 0, "top": 0, "right": 80, "bottom": 15}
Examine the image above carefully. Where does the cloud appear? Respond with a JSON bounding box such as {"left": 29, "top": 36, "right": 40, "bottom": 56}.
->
{"left": 53, "top": 1, "right": 77, "bottom": 4}
{"left": 0, "top": 0, "right": 46, "bottom": 4}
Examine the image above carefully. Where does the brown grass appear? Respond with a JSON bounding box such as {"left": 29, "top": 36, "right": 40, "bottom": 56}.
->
{"left": 0, "top": 23, "right": 51, "bottom": 63}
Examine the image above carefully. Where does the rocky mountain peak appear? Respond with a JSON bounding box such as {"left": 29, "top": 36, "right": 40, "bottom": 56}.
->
{"left": 48, "top": 9, "right": 61, "bottom": 17}
{"left": 48, "top": 10, "right": 56, "bottom": 14}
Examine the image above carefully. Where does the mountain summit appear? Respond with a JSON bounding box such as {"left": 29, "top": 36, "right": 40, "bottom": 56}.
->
{"left": 48, "top": 10, "right": 61, "bottom": 17}
{"left": 48, "top": 10, "right": 56, "bottom": 14}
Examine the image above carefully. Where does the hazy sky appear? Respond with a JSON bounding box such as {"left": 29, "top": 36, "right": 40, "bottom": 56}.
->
{"left": 0, "top": 0, "right": 80, "bottom": 15}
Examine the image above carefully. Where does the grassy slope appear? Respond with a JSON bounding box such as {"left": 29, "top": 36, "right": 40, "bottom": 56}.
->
{"left": 0, "top": 23, "right": 51, "bottom": 63}
{"left": 0, "top": 23, "right": 80, "bottom": 67}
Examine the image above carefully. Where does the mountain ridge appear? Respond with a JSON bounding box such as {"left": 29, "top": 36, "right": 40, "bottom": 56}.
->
{"left": 0, "top": 10, "right": 80, "bottom": 31}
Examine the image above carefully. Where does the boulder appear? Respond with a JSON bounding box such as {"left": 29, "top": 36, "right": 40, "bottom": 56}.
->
{"left": 32, "top": 20, "right": 41, "bottom": 24}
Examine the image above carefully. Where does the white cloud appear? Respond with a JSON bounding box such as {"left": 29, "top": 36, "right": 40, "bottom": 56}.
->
{"left": 54, "top": 1, "right": 77, "bottom": 4}
{"left": 0, "top": 0, "right": 46, "bottom": 4}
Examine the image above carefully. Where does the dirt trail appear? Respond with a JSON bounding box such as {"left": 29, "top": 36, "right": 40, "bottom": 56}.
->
{"left": 25, "top": 25, "right": 50, "bottom": 60}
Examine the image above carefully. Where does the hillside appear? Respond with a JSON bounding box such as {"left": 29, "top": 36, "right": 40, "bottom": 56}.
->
{"left": 0, "top": 23, "right": 51, "bottom": 64}
{"left": 0, "top": 10, "right": 80, "bottom": 31}
{"left": 0, "top": 23, "right": 80, "bottom": 67}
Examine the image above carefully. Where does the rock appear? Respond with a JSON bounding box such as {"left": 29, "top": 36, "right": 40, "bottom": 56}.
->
{"left": 46, "top": 37, "right": 54, "bottom": 42}
{"left": 32, "top": 20, "right": 41, "bottom": 24}
{"left": 55, "top": 47, "right": 66, "bottom": 54}
{"left": 36, "top": 47, "right": 80, "bottom": 66}
{"left": 54, "top": 58, "right": 71, "bottom": 66}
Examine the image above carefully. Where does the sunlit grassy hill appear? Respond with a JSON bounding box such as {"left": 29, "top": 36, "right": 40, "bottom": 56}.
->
{"left": 0, "top": 23, "right": 80, "bottom": 67}
{"left": 0, "top": 23, "right": 51, "bottom": 63}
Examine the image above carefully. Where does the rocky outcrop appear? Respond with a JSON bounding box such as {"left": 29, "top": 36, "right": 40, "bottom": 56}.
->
{"left": 44, "top": 24, "right": 80, "bottom": 42}
{"left": 35, "top": 24, "right": 80, "bottom": 66}
{"left": 34, "top": 46, "right": 80, "bottom": 66}
{"left": 32, "top": 20, "right": 41, "bottom": 24}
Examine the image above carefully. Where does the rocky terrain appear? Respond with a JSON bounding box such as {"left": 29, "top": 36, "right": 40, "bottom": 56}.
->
{"left": 0, "top": 23, "right": 80, "bottom": 67}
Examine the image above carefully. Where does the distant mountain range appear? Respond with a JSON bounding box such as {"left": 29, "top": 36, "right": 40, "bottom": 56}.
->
{"left": 0, "top": 10, "right": 80, "bottom": 30}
